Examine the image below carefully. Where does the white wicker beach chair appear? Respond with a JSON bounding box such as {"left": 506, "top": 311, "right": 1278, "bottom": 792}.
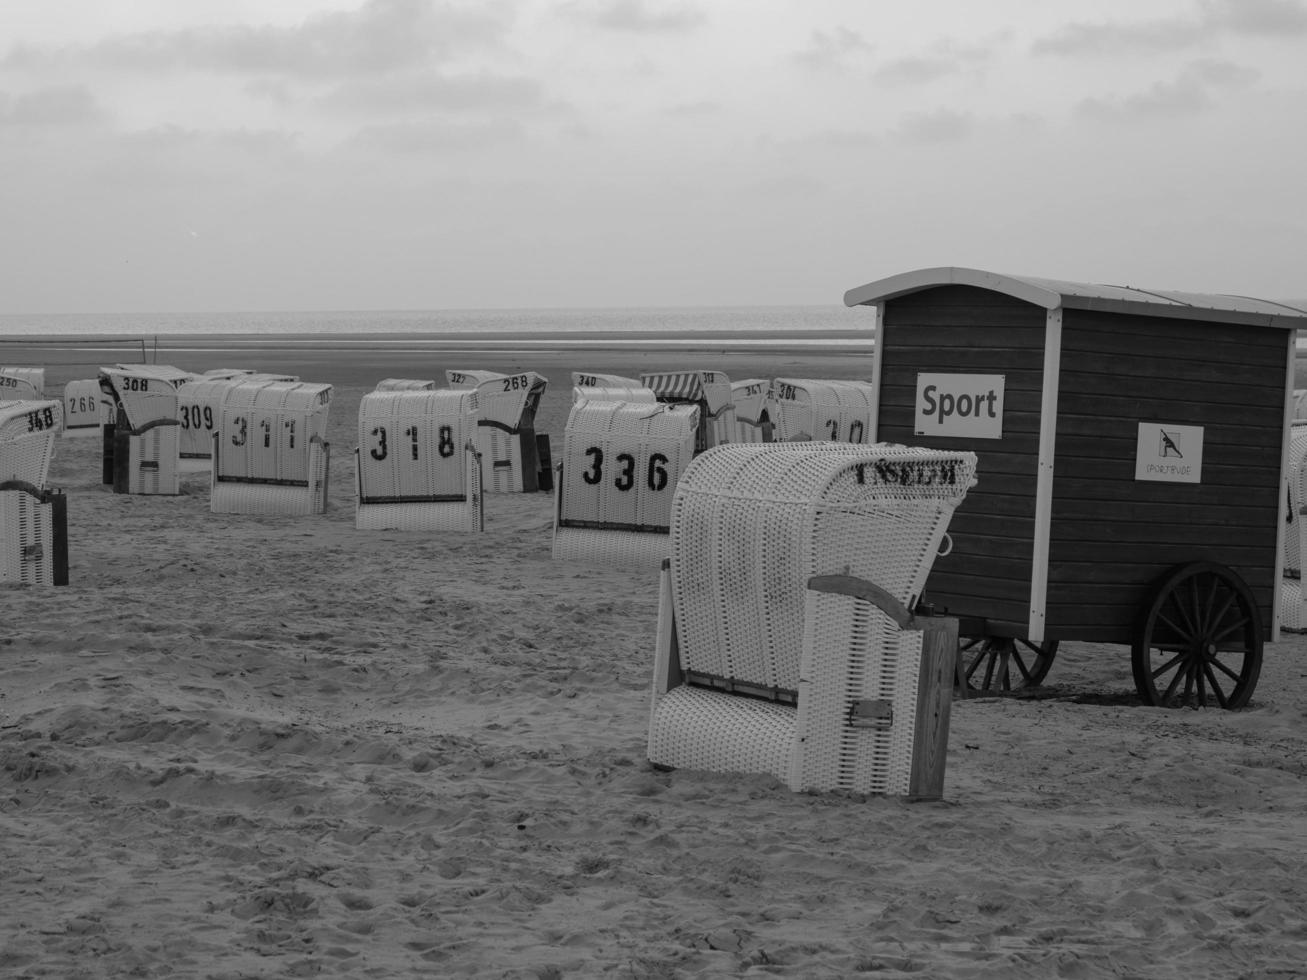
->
{"left": 729, "top": 378, "right": 773, "bottom": 444}
{"left": 1293, "top": 389, "right": 1307, "bottom": 422}
{"left": 647, "top": 442, "right": 977, "bottom": 798}
{"left": 99, "top": 366, "right": 188, "bottom": 495}
{"left": 61, "top": 379, "right": 113, "bottom": 438}
{"left": 770, "top": 378, "right": 877, "bottom": 444}
{"left": 448, "top": 370, "right": 548, "bottom": 493}
{"left": 1280, "top": 423, "right": 1307, "bottom": 631}
{"left": 640, "top": 369, "right": 737, "bottom": 451}
{"left": 0, "top": 399, "right": 68, "bottom": 586}
{"left": 553, "top": 398, "right": 700, "bottom": 569}
{"left": 375, "top": 378, "right": 439, "bottom": 392}
{"left": 0, "top": 368, "right": 45, "bottom": 401}
{"left": 355, "top": 389, "right": 483, "bottom": 531}
{"left": 210, "top": 381, "right": 332, "bottom": 516}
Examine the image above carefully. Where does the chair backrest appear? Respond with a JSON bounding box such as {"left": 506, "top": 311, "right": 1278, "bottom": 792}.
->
{"left": 99, "top": 366, "right": 188, "bottom": 431}
{"left": 0, "top": 367, "right": 45, "bottom": 401}
{"left": 175, "top": 376, "right": 285, "bottom": 461}
{"left": 215, "top": 381, "right": 332, "bottom": 484}
{"left": 62, "top": 379, "right": 113, "bottom": 435}
{"left": 770, "top": 378, "right": 876, "bottom": 444}
{"left": 357, "top": 389, "right": 479, "bottom": 502}
{"left": 375, "top": 378, "right": 438, "bottom": 391}
{"left": 0, "top": 399, "right": 62, "bottom": 487}
{"left": 559, "top": 399, "right": 699, "bottom": 532}
{"left": 460, "top": 372, "right": 548, "bottom": 492}
{"left": 669, "top": 443, "right": 977, "bottom": 693}
{"left": 730, "top": 378, "right": 772, "bottom": 443}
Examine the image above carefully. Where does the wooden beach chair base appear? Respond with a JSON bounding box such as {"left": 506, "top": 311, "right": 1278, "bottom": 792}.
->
{"left": 354, "top": 445, "right": 484, "bottom": 532}
{"left": 210, "top": 441, "right": 330, "bottom": 516}
{"left": 0, "top": 485, "right": 68, "bottom": 586}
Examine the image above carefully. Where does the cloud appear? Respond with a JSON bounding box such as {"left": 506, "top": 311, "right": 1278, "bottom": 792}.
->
{"left": 0, "top": 84, "right": 104, "bottom": 126}
{"left": 1077, "top": 77, "right": 1211, "bottom": 120}
{"left": 1034, "top": 0, "right": 1307, "bottom": 56}
{"left": 872, "top": 40, "right": 995, "bottom": 86}
{"left": 892, "top": 108, "right": 974, "bottom": 145}
{"left": 347, "top": 117, "right": 523, "bottom": 152}
{"left": 1032, "top": 17, "right": 1204, "bottom": 56}
{"left": 793, "top": 27, "right": 872, "bottom": 72}
{"left": 572, "top": 0, "right": 705, "bottom": 33}
{"left": 1201, "top": 0, "right": 1307, "bottom": 35}
{"left": 320, "top": 72, "right": 547, "bottom": 116}
{"left": 15, "top": 0, "right": 506, "bottom": 78}
{"left": 662, "top": 100, "right": 719, "bottom": 116}
{"left": 1075, "top": 59, "right": 1257, "bottom": 121}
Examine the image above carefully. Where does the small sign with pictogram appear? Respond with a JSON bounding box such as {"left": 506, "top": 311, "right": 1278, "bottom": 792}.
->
{"left": 1135, "top": 422, "right": 1204, "bottom": 483}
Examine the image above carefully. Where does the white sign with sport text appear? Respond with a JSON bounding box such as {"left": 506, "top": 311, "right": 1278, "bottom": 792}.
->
{"left": 914, "top": 373, "right": 1005, "bottom": 440}
{"left": 1135, "top": 422, "right": 1204, "bottom": 483}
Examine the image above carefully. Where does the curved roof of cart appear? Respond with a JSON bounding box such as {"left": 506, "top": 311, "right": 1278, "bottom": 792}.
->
{"left": 843, "top": 267, "right": 1307, "bottom": 329}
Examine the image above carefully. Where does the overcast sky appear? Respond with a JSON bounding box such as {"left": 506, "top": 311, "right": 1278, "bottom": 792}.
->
{"left": 2, "top": 0, "right": 1305, "bottom": 314}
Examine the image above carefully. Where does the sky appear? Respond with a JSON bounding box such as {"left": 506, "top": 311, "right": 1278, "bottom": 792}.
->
{"left": 2, "top": 0, "right": 1306, "bottom": 314}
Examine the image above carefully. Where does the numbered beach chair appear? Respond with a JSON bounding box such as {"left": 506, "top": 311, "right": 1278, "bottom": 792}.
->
{"left": 61, "top": 379, "right": 114, "bottom": 438}
{"left": 770, "top": 378, "right": 877, "bottom": 444}
{"left": 175, "top": 374, "right": 296, "bottom": 472}
{"left": 375, "top": 378, "right": 439, "bottom": 392}
{"left": 355, "top": 388, "right": 483, "bottom": 531}
{"left": 553, "top": 398, "right": 699, "bottom": 569}
{"left": 647, "top": 442, "right": 976, "bottom": 799}
{"left": 210, "top": 381, "right": 332, "bottom": 516}
{"left": 0, "top": 399, "right": 68, "bottom": 585}
{"left": 447, "top": 370, "right": 549, "bottom": 493}
{"left": 640, "top": 369, "right": 736, "bottom": 451}
{"left": 571, "top": 369, "right": 656, "bottom": 407}
{"left": 1280, "top": 423, "right": 1307, "bottom": 631}
{"left": 730, "top": 378, "right": 774, "bottom": 444}
{"left": 98, "top": 365, "right": 191, "bottom": 495}
{"left": 0, "top": 368, "right": 45, "bottom": 401}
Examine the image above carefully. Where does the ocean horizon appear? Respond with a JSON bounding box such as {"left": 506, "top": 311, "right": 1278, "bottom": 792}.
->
{"left": 0, "top": 304, "right": 870, "bottom": 340}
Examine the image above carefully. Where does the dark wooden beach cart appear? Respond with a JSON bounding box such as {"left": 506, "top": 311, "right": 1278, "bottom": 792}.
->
{"left": 843, "top": 267, "right": 1307, "bottom": 708}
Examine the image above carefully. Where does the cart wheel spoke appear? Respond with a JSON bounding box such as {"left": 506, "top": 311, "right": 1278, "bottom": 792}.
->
{"left": 1132, "top": 562, "right": 1263, "bottom": 710}
{"left": 1149, "top": 651, "right": 1186, "bottom": 681}
{"left": 1209, "top": 616, "right": 1251, "bottom": 646}
{"left": 1209, "top": 655, "right": 1244, "bottom": 684}
{"left": 1202, "top": 662, "right": 1232, "bottom": 709}
{"left": 1154, "top": 609, "right": 1194, "bottom": 644}
{"left": 961, "top": 636, "right": 1057, "bottom": 695}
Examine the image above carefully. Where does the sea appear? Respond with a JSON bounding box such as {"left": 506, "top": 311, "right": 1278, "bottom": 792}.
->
{"left": 0, "top": 305, "right": 872, "bottom": 346}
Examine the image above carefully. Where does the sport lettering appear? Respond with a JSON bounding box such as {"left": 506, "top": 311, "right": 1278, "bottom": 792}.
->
{"left": 919, "top": 385, "right": 999, "bottom": 425}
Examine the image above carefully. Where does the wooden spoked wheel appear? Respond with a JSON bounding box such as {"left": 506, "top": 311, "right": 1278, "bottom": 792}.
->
{"left": 1131, "top": 561, "right": 1263, "bottom": 709}
{"left": 959, "top": 636, "right": 1058, "bottom": 694}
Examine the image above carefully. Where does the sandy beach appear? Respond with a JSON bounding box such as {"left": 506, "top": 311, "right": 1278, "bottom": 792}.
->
{"left": 3, "top": 338, "right": 1307, "bottom": 979}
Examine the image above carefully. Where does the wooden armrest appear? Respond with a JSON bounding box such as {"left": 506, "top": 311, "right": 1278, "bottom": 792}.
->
{"left": 806, "top": 574, "right": 917, "bottom": 629}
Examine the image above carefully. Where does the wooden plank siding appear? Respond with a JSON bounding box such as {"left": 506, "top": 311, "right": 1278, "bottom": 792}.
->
{"left": 1045, "top": 310, "right": 1287, "bottom": 641}
{"left": 876, "top": 286, "right": 1047, "bottom": 635}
